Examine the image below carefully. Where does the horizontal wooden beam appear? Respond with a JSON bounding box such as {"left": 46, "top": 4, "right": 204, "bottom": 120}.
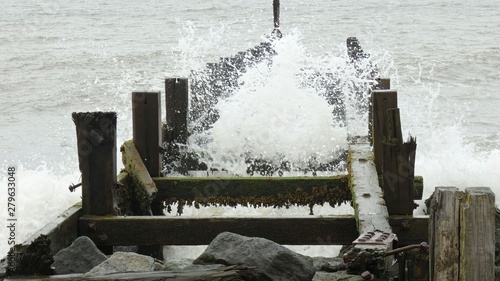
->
{"left": 80, "top": 215, "right": 357, "bottom": 246}
{"left": 79, "top": 215, "right": 427, "bottom": 247}
{"left": 153, "top": 176, "right": 351, "bottom": 208}
{"left": 153, "top": 176, "right": 348, "bottom": 199}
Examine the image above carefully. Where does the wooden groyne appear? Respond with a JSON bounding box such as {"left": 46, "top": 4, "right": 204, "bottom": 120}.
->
{"left": 1, "top": 38, "right": 496, "bottom": 281}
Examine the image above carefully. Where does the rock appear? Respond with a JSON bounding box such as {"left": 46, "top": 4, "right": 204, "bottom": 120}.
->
{"left": 85, "top": 252, "right": 155, "bottom": 277}
{"left": 51, "top": 236, "right": 107, "bottom": 275}
{"left": 312, "top": 256, "right": 346, "bottom": 272}
{"left": 194, "top": 232, "right": 315, "bottom": 281}
{"left": 163, "top": 258, "right": 194, "bottom": 270}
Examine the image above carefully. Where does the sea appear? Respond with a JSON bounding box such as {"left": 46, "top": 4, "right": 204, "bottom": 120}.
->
{"left": 1, "top": 0, "right": 499, "bottom": 258}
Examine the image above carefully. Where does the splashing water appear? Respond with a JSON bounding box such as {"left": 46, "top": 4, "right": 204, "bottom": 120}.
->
{"left": 184, "top": 33, "right": 385, "bottom": 175}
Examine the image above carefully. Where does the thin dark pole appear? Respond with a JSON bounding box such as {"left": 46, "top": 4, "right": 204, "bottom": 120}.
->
{"left": 272, "top": 0, "right": 282, "bottom": 38}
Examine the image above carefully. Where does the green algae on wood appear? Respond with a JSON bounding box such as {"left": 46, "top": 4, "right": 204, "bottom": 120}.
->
{"left": 153, "top": 176, "right": 351, "bottom": 214}
{"left": 120, "top": 140, "right": 158, "bottom": 215}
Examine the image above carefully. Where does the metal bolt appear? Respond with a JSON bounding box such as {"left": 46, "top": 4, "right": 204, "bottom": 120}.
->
{"left": 88, "top": 222, "right": 97, "bottom": 231}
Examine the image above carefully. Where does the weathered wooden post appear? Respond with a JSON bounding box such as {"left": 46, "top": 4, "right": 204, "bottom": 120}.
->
{"left": 73, "top": 112, "right": 116, "bottom": 255}
{"left": 371, "top": 89, "right": 397, "bottom": 175}
{"left": 165, "top": 78, "right": 189, "bottom": 146}
{"left": 382, "top": 108, "right": 416, "bottom": 215}
{"left": 368, "top": 78, "right": 390, "bottom": 144}
{"left": 131, "top": 92, "right": 165, "bottom": 260}
{"left": 72, "top": 112, "right": 117, "bottom": 216}
{"left": 460, "top": 187, "right": 495, "bottom": 280}
{"left": 132, "top": 92, "right": 162, "bottom": 177}
{"left": 429, "top": 186, "right": 495, "bottom": 281}
{"left": 429, "top": 187, "right": 460, "bottom": 280}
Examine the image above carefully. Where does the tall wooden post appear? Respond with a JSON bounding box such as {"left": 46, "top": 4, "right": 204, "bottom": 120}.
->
{"left": 72, "top": 112, "right": 117, "bottom": 216}
{"left": 368, "top": 78, "right": 390, "bottom": 144}
{"left": 132, "top": 92, "right": 162, "bottom": 177}
{"left": 165, "top": 78, "right": 189, "bottom": 147}
{"left": 429, "top": 186, "right": 495, "bottom": 281}
{"left": 429, "top": 187, "right": 460, "bottom": 281}
{"left": 460, "top": 187, "right": 495, "bottom": 280}
{"left": 371, "top": 89, "right": 397, "bottom": 175}
{"left": 382, "top": 108, "right": 416, "bottom": 215}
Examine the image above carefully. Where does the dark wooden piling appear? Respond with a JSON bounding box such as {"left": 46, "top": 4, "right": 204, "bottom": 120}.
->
{"left": 132, "top": 91, "right": 164, "bottom": 260}
{"left": 165, "top": 78, "right": 189, "bottom": 147}
{"left": 72, "top": 112, "right": 117, "bottom": 216}
{"left": 132, "top": 92, "right": 162, "bottom": 177}
{"left": 368, "top": 78, "right": 390, "bottom": 143}
{"left": 382, "top": 109, "right": 416, "bottom": 215}
{"left": 371, "top": 89, "right": 397, "bottom": 175}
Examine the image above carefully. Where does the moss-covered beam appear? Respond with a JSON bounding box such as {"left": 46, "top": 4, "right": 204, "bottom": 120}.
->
{"left": 120, "top": 140, "right": 158, "bottom": 215}
{"left": 153, "top": 176, "right": 351, "bottom": 209}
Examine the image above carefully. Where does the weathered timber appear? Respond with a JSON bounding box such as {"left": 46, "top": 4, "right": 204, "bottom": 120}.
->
{"left": 153, "top": 176, "right": 350, "bottom": 208}
{"left": 382, "top": 108, "right": 416, "bottom": 215}
{"left": 348, "top": 136, "right": 391, "bottom": 234}
{"left": 165, "top": 78, "right": 189, "bottom": 146}
{"left": 3, "top": 265, "right": 262, "bottom": 281}
{"left": 460, "top": 187, "right": 495, "bottom": 281}
{"left": 429, "top": 187, "right": 460, "bottom": 281}
{"left": 132, "top": 92, "right": 162, "bottom": 177}
{"left": 0, "top": 202, "right": 82, "bottom": 278}
{"left": 80, "top": 215, "right": 359, "bottom": 246}
{"left": 79, "top": 215, "right": 426, "bottom": 247}
{"left": 371, "top": 89, "right": 397, "bottom": 175}
{"left": 72, "top": 112, "right": 117, "bottom": 216}
{"left": 120, "top": 140, "right": 158, "bottom": 215}
{"left": 345, "top": 136, "right": 393, "bottom": 276}
{"left": 368, "top": 78, "right": 390, "bottom": 143}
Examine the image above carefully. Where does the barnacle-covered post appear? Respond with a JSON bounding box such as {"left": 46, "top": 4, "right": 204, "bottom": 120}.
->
{"left": 72, "top": 111, "right": 117, "bottom": 216}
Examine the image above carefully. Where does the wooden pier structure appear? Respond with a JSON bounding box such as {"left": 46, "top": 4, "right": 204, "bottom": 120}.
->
{"left": 2, "top": 38, "right": 496, "bottom": 281}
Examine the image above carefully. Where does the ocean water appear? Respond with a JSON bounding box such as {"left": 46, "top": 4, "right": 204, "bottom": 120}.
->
{"left": 1, "top": 0, "right": 500, "bottom": 258}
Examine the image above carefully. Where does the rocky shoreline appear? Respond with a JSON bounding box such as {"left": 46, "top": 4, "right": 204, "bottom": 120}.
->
{"left": 3, "top": 232, "right": 363, "bottom": 281}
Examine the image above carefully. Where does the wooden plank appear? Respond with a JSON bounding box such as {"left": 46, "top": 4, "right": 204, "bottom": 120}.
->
{"left": 132, "top": 92, "right": 162, "bottom": 177}
{"left": 460, "top": 187, "right": 495, "bottom": 281}
{"left": 371, "top": 89, "right": 397, "bottom": 175}
{"left": 120, "top": 140, "right": 158, "bottom": 215}
{"left": 382, "top": 109, "right": 415, "bottom": 215}
{"left": 348, "top": 136, "right": 391, "bottom": 234}
{"left": 72, "top": 112, "right": 117, "bottom": 216}
{"left": 4, "top": 265, "right": 262, "bottom": 281}
{"left": 165, "top": 78, "right": 189, "bottom": 146}
{"left": 153, "top": 176, "right": 349, "bottom": 203}
{"left": 80, "top": 215, "right": 359, "bottom": 246}
{"left": 429, "top": 187, "right": 460, "bottom": 281}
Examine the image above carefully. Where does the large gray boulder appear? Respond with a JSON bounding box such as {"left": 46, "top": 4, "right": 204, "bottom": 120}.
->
{"left": 51, "top": 236, "right": 107, "bottom": 274}
{"left": 193, "top": 232, "right": 315, "bottom": 281}
{"left": 85, "top": 252, "right": 155, "bottom": 277}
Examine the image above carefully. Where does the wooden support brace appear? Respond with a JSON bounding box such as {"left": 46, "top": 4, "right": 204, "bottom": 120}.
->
{"left": 120, "top": 140, "right": 158, "bottom": 215}
{"left": 345, "top": 136, "right": 393, "bottom": 276}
